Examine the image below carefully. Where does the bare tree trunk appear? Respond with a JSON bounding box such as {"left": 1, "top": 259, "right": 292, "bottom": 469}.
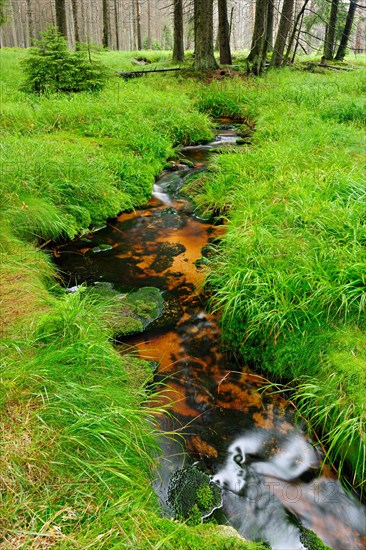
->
{"left": 71, "top": 0, "right": 80, "bottom": 45}
{"left": 173, "top": 0, "right": 184, "bottom": 61}
{"left": 335, "top": 0, "right": 357, "bottom": 60}
{"left": 218, "top": 0, "right": 232, "bottom": 64}
{"left": 194, "top": 0, "right": 218, "bottom": 70}
{"left": 147, "top": 0, "right": 152, "bottom": 48}
{"left": 55, "top": 0, "right": 68, "bottom": 39}
{"left": 266, "top": 0, "right": 274, "bottom": 52}
{"left": 103, "top": 0, "right": 111, "bottom": 48}
{"left": 291, "top": 8, "right": 305, "bottom": 62}
{"left": 247, "top": 0, "right": 269, "bottom": 74}
{"left": 114, "top": 0, "right": 120, "bottom": 50}
{"left": 247, "top": 0, "right": 267, "bottom": 61}
{"left": 324, "top": 0, "right": 339, "bottom": 60}
{"left": 26, "top": 0, "right": 34, "bottom": 43}
{"left": 271, "top": 0, "right": 295, "bottom": 67}
{"left": 285, "top": 0, "right": 310, "bottom": 62}
{"left": 136, "top": 0, "right": 142, "bottom": 49}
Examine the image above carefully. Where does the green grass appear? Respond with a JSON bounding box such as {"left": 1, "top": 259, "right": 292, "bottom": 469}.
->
{"left": 184, "top": 68, "right": 366, "bottom": 492}
{"left": 0, "top": 49, "right": 265, "bottom": 548}
{"left": 0, "top": 49, "right": 213, "bottom": 243}
{"left": 1, "top": 47, "right": 365, "bottom": 546}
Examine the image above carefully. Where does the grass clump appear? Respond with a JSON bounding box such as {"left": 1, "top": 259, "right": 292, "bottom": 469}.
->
{"left": 0, "top": 49, "right": 264, "bottom": 548}
{"left": 1, "top": 49, "right": 213, "bottom": 243}
{"left": 186, "top": 68, "right": 366, "bottom": 492}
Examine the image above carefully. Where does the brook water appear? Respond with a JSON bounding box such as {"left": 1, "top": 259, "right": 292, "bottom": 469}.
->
{"left": 55, "top": 126, "right": 365, "bottom": 550}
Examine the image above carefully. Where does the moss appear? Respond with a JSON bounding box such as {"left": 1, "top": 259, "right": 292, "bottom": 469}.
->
{"left": 300, "top": 527, "right": 333, "bottom": 550}
{"left": 167, "top": 465, "right": 222, "bottom": 524}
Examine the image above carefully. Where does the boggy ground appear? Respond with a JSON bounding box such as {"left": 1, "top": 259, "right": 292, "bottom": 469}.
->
{"left": 183, "top": 66, "right": 366, "bottom": 493}
{"left": 0, "top": 50, "right": 262, "bottom": 549}
{"left": 0, "top": 47, "right": 364, "bottom": 548}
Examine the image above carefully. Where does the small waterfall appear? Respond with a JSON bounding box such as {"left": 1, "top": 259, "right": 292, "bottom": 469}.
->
{"left": 152, "top": 184, "right": 172, "bottom": 206}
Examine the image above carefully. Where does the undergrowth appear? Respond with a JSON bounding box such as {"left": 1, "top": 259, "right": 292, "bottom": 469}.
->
{"left": 0, "top": 50, "right": 262, "bottom": 549}
{"left": 0, "top": 49, "right": 213, "bottom": 243}
{"left": 184, "top": 68, "right": 366, "bottom": 492}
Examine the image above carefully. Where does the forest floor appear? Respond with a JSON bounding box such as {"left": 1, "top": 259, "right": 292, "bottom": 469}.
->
{"left": 0, "top": 49, "right": 365, "bottom": 548}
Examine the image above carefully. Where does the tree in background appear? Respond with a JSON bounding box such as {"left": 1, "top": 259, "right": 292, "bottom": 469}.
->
{"left": 285, "top": 0, "right": 310, "bottom": 63}
{"left": 335, "top": 0, "right": 357, "bottom": 60}
{"left": 266, "top": 0, "right": 274, "bottom": 52}
{"left": 71, "top": 0, "right": 81, "bottom": 45}
{"left": 173, "top": 0, "right": 184, "bottom": 62}
{"left": 323, "top": 0, "right": 339, "bottom": 59}
{"left": 0, "top": 0, "right": 7, "bottom": 26}
{"left": 102, "top": 0, "right": 111, "bottom": 48}
{"left": 218, "top": 0, "right": 232, "bottom": 64}
{"left": 271, "top": 0, "right": 295, "bottom": 67}
{"left": 194, "top": 0, "right": 217, "bottom": 70}
{"left": 247, "top": 0, "right": 270, "bottom": 74}
{"left": 55, "top": 0, "right": 67, "bottom": 40}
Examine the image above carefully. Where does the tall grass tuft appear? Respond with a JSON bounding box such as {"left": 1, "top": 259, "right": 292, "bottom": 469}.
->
{"left": 187, "top": 68, "right": 366, "bottom": 491}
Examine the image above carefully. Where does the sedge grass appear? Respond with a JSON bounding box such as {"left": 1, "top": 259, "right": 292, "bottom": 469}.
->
{"left": 185, "top": 67, "right": 366, "bottom": 490}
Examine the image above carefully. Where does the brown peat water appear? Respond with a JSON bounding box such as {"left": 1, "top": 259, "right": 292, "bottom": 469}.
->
{"left": 55, "top": 125, "right": 365, "bottom": 550}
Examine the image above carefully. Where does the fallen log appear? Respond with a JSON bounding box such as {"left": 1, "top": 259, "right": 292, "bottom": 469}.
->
{"left": 318, "top": 63, "right": 355, "bottom": 71}
{"left": 116, "top": 67, "right": 183, "bottom": 80}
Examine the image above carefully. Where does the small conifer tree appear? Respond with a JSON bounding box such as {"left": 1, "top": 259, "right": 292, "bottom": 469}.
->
{"left": 22, "top": 27, "right": 109, "bottom": 94}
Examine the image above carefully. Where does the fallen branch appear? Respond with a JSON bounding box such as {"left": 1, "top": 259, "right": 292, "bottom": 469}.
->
{"left": 116, "top": 67, "right": 183, "bottom": 80}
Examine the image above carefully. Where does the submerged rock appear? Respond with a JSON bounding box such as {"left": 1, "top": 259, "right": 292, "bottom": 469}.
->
{"left": 167, "top": 465, "right": 222, "bottom": 524}
{"left": 149, "top": 293, "right": 183, "bottom": 330}
{"left": 88, "top": 243, "right": 113, "bottom": 254}
{"left": 86, "top": 285, "right": 165, "bottom": 337}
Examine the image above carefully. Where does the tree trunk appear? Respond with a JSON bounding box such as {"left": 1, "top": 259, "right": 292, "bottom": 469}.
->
{"left": 173, "top": 0, "right": 184, "bottom": 61}
{"left": 285, "top": 0, "right": 310, "bottom": 62}
{"left": 218, "top": 0, "right": 232, "bottom": 64}
{"left": 136, "top": 0, "right": 142, "bottom": 50}
{"left": 324, "top": 0, "right": 339, "bottom": 60}
{"left": 271, "top": 0, "right": 295, "bottom": 67}
{"left": 26, "top": 0, "right": 34, "bottom": 43}
{"left": 335, "top": 1, "right": 357, "bottom": 60}
{"left": 266, "top": 0, "right": 274, "bottom": 52}
{"left": 147, "top": 0, "right": 152, "bottom": 48}
{"left": 247, "top": 0, "right": 267, "bottom": 62}
{"left": 55, "top": 0, "right": 68, "bottom": 39}
{"left": 194, "top": 0, "right": 218, "bottom": 70}
{"left": 247, "top": 0, "right": 269, "bottom": 74}
{"left": 114, "top": 0, "right": 120, "bottom": 50}
{"left": 71, "top": 0, "right": 80, "bottom": 45}
{"left": 102, "top": 0, "right": 111, "bottom": 48}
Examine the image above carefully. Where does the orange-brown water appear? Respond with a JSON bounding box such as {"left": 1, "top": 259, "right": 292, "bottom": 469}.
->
{"left": 55, "top": 128, "right": 365, "bottom": 549}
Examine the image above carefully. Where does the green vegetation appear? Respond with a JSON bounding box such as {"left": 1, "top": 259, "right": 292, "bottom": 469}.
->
{"left": 1, "top": 45, "right": 365, "bottom": 547}
{"left": 0, "top": 49, "right": 263, "bottom": 549}
{"left": 22, "top": 27, "right": 109, "bottom": 94}
{"left": 300, "top": 526, "right": 333, "bottom": 550}
{"left": 184, "top": 68, "right": 366, "bottom": 492}
{"left": 167, "top": 466, "right": 222, "bottom": 524}
{"left": 1, "top": 49, "right": 213, "bottom": 242}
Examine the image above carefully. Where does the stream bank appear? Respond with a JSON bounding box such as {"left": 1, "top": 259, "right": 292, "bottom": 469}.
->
{"left": 55, "top": 124, "right": 366, "bottom": 550}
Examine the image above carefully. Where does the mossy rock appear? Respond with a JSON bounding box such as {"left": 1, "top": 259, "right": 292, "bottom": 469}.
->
{"left": 167, "top": 465, "right": 222, "bottom": 525}
{"left": 86, "top": 285, "right": 165, "bottom": 337}
{"left": 300, "top": 526, "right": 333, "bottom": 550}
{"left": 88, "top": 243, "right": 113, "bottom": 254}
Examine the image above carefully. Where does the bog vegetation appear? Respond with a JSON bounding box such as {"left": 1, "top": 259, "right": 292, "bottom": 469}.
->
{"left": 185, "top": 66, "right": 366, "bottom": 490}
{"left": 0, "top": 42, "right": 365, "bottom": 549}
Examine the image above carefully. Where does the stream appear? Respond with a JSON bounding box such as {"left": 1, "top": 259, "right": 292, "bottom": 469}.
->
{"left": 55, "top": 125, "right": 365, "bottom": 550}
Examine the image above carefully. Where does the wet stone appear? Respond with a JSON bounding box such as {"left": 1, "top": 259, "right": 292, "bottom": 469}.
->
{"left": 167, "top": 464, "right": 222, "bottom": 522}
{"left": 149, "top": 293, "right": 183, "bottom": 330}
{"left": 88, "top": 243, "right": 113, "bottom": 254}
